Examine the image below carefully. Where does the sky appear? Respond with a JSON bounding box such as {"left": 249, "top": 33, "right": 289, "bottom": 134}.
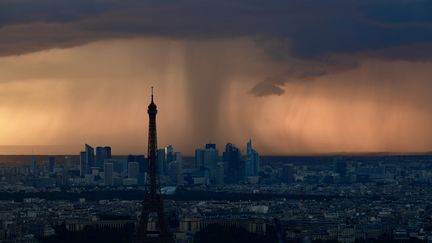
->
{"left": 1, "top": 0, "right": 432, "bottom": 155}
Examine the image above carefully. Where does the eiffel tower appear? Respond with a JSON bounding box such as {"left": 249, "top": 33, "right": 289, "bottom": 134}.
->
{"left": 133, "top": 87, "right": 175, "bottom": 243}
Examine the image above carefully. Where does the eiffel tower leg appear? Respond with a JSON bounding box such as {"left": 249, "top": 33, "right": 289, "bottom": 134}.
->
{"left": 157, "top": 210, "right": 167, "bottom": 234}
{"left": 139, "top": 210, "right": 149, "bottom": 233}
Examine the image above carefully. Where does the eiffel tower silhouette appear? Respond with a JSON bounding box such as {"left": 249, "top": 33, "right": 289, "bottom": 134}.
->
{"left": 132, "top": 87, "right": 175, "bottom": 243}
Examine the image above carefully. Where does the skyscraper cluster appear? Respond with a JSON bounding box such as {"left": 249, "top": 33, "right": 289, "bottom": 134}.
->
{"left": 79, "top": 144, "right": 111, "bottom": 176}
{"left": 78, "top": 144, "right": 146, "bottom": 186}
{"left": 158, "top": 145, "right": 183, "bottom": 185}
{"left": 192, "top": 140, "right": 260, "bottom": 185}
{"left": 76, "top": 140, "right": 258, "bottom": 187}
{"left": 96, "top": 146, "right": 111, "bottom": 168}
{"left": 77, "top": 143, "right": 185, "bottom": 187}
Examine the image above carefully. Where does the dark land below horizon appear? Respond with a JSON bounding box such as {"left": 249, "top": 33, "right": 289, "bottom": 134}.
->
{"left": 1, "top": 153, "right": 432, "bottom": 166}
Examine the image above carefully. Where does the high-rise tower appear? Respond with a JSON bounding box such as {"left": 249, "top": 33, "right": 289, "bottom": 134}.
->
{"left": 245, "top": 139, "right": 260, "bottom": 177}
{"left": 133, "top": 88, "right": 174, "bottom": 243}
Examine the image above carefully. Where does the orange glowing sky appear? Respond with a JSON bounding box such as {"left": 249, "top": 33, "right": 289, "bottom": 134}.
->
{"left": 1, "top": 38, "right": 432, "bottom": 155}
{"left": 2, "top": 0, "right": 432, "bottom": 155}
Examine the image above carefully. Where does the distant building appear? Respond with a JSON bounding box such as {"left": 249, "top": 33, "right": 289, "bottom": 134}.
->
{"left": 205, "top": 143, "right": 216, "bottom": 149}
{"left": 85, "top": 144, "right": 95, "bottom": 174}
{"left": 127, "top": 155, "right": 146, "bottom": 185}
{"left": 104, "top": 162, "right": 114, "bottom": 186}
{"left": 64, "top": 156, "right": 72, "bottom": 171}
{"left": 216, "top": 162, "right": 224, "bottom": 185}
{"left": 127, "top": 155, "right": 146, "bottom": 171}
{"left": 96, "top": 147, "right": 104, "bottom": 167}
{"left": 157, "top": 149, "right": 166, "bottom": 176}
{"left": 96, "top": 146, "right": 111, "bottom": 168}
{"left": 165, "top": 145, "right": 174, "bottom": 164}
{"left": 128, "top": 162, "right": 139, "bottom": 180}
{"left": 79, "top": 151, "right": 86, "bottom": 177}
{"left": 223, "top": 143, "right": 243, "bottom": 184}
{"left": 31, "top": 157, "right": 38, "bottom": 174}
{"left": 203, "top": 144, "right": 219, "bottom": 182}
{"left": 174, "top": 152, "right": 182, "bottom": 162}
{"left": 282, "top": 164, "right": 296, "bottom": 183}
{"left": 195, "top": 149, "right": 204, "bottom": 168}
{"left": 104, "top": 146, "right": 112, "bottom": 159}
{"left": 167, "top": 152, "right": 183, "bottom": 185}
{"left": 175, "top": 152, "right": 184, "bottom": 185}
{"left": 105, "top": 159, "right": 127, "bottom": 175}
{"left": 245, "top": 139, "right": 260, "bottom": 177}
{"left": 48, "top": 156, "right": 56, "bottom": 173}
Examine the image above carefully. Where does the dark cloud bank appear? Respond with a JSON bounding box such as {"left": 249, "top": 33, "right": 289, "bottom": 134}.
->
{"left": 1, "top": 0, "right": 432, "bottom": 96}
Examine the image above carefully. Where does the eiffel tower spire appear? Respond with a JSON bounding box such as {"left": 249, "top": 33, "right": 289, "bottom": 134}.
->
{"left": 133, "top": 87, "right": 174, "bottom": 243}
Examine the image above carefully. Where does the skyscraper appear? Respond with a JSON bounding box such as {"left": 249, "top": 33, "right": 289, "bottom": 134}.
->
{"left": 133, "top": 88, "right": 174, "bottom": 243}
{"left": 216, "top": 162, "right": 224, "bottom": 185}
{"left": 104, "top": 162, "right": 114, "bottom": 186}
{"left": 203, "top": 144, "right": 219, "bottom": 182}
{"left": 245, "top": 139, "right": 260, "bottom": 177}
{"left": 85, "top": 144, "right": 94, "bottom": 173}
{"left": 195, "top": 148, "right": 204, "bottom": 168}
{"left": 96, "top": 146, "right": 104, "bottom": 168}
{"left": 167, "top": 152, "right": 184, "bottom": 185}
{"left": 79, "top": 151, "right": 86, "bottom": 177}
{"left": 194, "top": 144, "right": 219, "bottom": 181}
{"left": 64, "top": 156, "right": 72, "bottom": 171}
{"left": 157, "top": 148, "right": 166, "bottom": 176}
{"left": 104, "top": 146, "right": 112, "bottom": 159}
{"left": 205, "top": 143, "right": 216, "bottom": 149}
{"left": 223, "top": 143, "right": 244, "bottom": 184}
{"left": 96, "top": 146, "right": 112, "bottom": 168}
{"left": 175, "top": 152, "right": 184, "bottom": 185}
{"left": 165, "top": 145, "right": 174, "bottom": 164}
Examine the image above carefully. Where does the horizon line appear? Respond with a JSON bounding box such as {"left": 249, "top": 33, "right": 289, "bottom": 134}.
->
{"left": 1, "top": 151, "right": 432, "bottom": 157}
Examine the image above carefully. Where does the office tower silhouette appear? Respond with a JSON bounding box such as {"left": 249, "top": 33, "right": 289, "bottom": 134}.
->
{"left": 85, "top": 144, "right": 94, "bottom": 173}
{"left": 245, "top": 139, "right": 260, "bottom": 177}
{"left": 223, "top": 143, "right": 244, "bottom": 184}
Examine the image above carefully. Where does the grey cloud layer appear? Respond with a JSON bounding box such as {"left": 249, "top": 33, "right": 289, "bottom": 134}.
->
{"left": 1, "top": 0, "right": 432, "bottom": 95}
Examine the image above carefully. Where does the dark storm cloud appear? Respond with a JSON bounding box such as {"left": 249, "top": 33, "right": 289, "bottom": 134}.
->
{"left": 249, "top": 52, "right": 360, "bottom": 96}
{"left": 250, "top": 77, "right": 285, "bottom": 97}
{"left": 1, "top": 0, "right": 432, "bottom": 54}
{"left": 1, "top": 0, "right": 432, "bottom": 95}
{"left": 0, "top": 0, "right": 121, "bottom": 25}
